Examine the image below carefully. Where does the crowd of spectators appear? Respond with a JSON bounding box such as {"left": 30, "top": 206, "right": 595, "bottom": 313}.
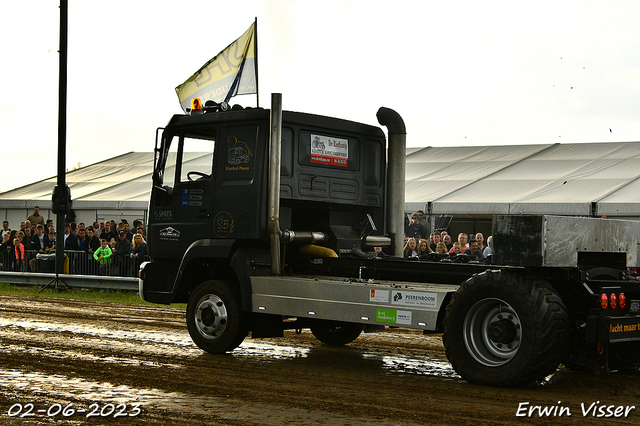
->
{"left": 372, "top": 210, "right": 494, "bottom": 261}
{"left": 0, "top": 206, "right": 147, "bottom": 277}
{"left": 2, "top": 207, "right": 495, "bottom": 272}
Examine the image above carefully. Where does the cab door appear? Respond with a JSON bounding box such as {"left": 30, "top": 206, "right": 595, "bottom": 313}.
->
{"left": 151, "top": 127, "right": 217, "bottom": 259}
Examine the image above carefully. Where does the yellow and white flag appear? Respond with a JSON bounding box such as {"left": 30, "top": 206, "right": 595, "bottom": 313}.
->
{"left": 176, "top": 22, "right": 257, "bottom": 111}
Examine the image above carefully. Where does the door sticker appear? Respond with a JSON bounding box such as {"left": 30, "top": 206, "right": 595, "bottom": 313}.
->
{"left": 214, "top": 211, "right": 235, "bottom": 238}
{"left": 159, "top": 227, "right": 180, "bottom": 241}
{"left": 376, "top": 308, "right": 412, "bottom": 325}
{"left": 226, "top": 135, "right": 253, "bottom": 168}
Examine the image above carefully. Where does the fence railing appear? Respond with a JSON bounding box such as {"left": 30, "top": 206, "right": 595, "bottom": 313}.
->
{"left": 0, "top": 249, "right": 147, "bottom": 278}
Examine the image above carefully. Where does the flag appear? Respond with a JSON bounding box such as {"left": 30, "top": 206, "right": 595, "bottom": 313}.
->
{"left": 176, "top": 22, "right": 257, "bottom": 112}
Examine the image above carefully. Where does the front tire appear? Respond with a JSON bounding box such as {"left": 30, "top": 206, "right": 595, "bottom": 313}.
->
{"left": 443, "top": 270, "right": 569, "bottom": 387}
{"left": 310, "top": 321, "right": 363, "bottom": 346}
{"left": 186, "top": 280, "right": 248, "bottom": 353}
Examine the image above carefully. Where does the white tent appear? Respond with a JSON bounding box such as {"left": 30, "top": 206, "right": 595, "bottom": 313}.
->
{"left": 405, "top": 141, "right": 640, "bottom": 219}
{"left": 2, "top": 141, "right": 640, "bottom": 228}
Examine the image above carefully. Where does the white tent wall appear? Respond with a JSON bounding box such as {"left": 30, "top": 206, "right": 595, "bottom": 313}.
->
{"left": 2, "top": 142, "right": 640, "bottom": 235}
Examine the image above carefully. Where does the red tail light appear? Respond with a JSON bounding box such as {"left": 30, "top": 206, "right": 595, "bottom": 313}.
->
{"left": 609, "top": 293, "right": 617, "bottom": 309}
{"left": 619, "top": 293, "right": 626, "bottom": 309}
{"left": 600, "top": 293, "right": 609, "bottom": 309}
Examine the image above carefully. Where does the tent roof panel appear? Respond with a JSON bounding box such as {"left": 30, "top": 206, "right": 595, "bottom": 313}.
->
{"left": 1, "top": 142, "right": 640, "bottom": 218}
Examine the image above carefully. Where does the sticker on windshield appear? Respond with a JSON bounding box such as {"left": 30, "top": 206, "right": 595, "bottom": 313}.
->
{"left": 310, "top": 134, "right": 348, "bottom": 167}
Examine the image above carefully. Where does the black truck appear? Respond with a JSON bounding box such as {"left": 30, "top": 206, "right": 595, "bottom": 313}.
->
{"left": 139, "top": 94, "right": 640, "bottom": 387}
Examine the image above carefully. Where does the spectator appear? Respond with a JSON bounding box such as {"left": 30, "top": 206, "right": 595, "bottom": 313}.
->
{"left": 483, "top": 236, "right": 493, "bottom": 258}
{"left": 21, "top": 229, "right": 34, "bottom": 251}
{"left": 31, "top": 231, "right": 56, "bottom": 273}
{"left": 19, "top": 222, "right": 26, "bottom": 232}
{"left": 475, "top": 233, "right": 485, "bottom": 251}
{"left": 93, "top": 239, "right": 112, "bottom": 276}
{"left": 416, "top": 210, "right": 430, "bottom": 234}
{"left": 29, "top": 226, "right": 48, "bottom": 272}
{"left": 86, "top": 227, "right": 100, "bottom": 254}
{"left": 435, "top": 242, "right": 448, "bottom": 254}
{"left": 1, "top": 233, "right": 11, "bottom": 270}
{"left": 464, "top": 239, "right": 485, "bottom": 260}
{"left": 443, "top": 234, "right": 452, "bottom": 250}
{"left": 32, "top": 225, "right": 46, "bottom": 253}
{"left": 26, "top": 206, "right": 45, "bottom": 226}
{"left": 1, "top": 221, "right": 10, "bottom": 239}
{"left": 418, "top": 238, "right": 431, "bottom": 256}
{"left": 403, "top": 238, "right": 419, "bottom": 258}
{"left": 75, "top": 228, "right": 90, "bottom": 252}
{"left": 113, "top": 230, "right": 132, "bottom": 275}
{"left": 429, "top": 232, "right": 441, "bottom": 251}
{"left": 63, "top": 223, "right": 77, "bottom": 250}
{"left": 73, "top": 228, "right": 91, "bottom": 273}
{"left": 123, "top": 222, "right": 134, "bottom": 242}
{"left": 129, "top": 233, "right": 147, "bottom": 274}
{"left": 13, "top": 238, "right": 25, "bottom": 272}
{"left": 451, "top": 242, "right": 462, "bottom": 255}
{"left": 405, "top": 213, "right": 426, "bottom": 239}
{"left": 69, "top": 222, "right": 78, "bottom": 238}
{"left": 100, "top": 221, "right": 116, "bottom": 242}
{"left": 44, "top": 231, "right": 56, "bottom": 253}
{"left": 373, "top": 246, "right": 386, "bottom": 258}
{"left": 459, "top": 233, "right": 469, "bottom": 249}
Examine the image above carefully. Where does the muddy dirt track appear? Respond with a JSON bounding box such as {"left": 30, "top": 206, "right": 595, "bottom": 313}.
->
{"left": 0, "top": 295, "right": 638, "bottom": 425}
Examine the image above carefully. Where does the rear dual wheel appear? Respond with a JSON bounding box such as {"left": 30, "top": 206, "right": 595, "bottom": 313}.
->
{"left": 443, "top": 270, "right": 569, "bottom": 387}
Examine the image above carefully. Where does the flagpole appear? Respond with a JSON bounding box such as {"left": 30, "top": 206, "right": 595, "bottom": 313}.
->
{"left": 254, "top": 17, "right": 259, "bottom": 108}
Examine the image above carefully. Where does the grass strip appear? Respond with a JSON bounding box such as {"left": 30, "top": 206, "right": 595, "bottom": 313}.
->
{"left": 0, "top": 282, "right": 185, "bottom": 308}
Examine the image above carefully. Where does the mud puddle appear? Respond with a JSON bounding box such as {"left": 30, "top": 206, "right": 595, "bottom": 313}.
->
{"left": 1, "top": 317, "right": 457, "bottom": 378}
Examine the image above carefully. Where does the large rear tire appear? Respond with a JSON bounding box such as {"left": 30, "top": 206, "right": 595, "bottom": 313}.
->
{"left": 186, "top": 280, "right": 248, "bottom": 353}
{"left": 310, "top": 321, "right": 363, "bottom": 346}
{"left": 443, "top": 270, "right": 569, "bottom": 387}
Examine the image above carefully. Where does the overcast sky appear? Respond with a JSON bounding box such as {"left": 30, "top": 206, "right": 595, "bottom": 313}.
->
{"left": 2, "top": 0, "right": 639, "bottom": 192}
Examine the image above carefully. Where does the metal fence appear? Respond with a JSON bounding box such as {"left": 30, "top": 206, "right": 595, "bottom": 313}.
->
{"left": 0, "top": 249, "right": 147, "bottom": 278}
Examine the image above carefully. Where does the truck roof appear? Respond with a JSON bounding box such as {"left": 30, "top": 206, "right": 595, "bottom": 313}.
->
{"left": 164, "top": 109, "right": 385, "bottom": 139}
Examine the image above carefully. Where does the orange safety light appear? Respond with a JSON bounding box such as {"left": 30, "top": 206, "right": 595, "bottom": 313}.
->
{"left": 619, "top": 293, "right": 626, "bottom": 309}
{"left": 609, "top": 293, "right": 617, "bottom": 309}
{"left": 191, "top": 98, "right": 203, "bottom": 113}
{"left": 600, "top": 293, "right": 608, "bottom": 310}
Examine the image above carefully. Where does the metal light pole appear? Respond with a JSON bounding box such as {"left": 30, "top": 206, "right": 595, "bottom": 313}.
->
{"left": 45, "top": 0, "right": 71, "bottom": 290}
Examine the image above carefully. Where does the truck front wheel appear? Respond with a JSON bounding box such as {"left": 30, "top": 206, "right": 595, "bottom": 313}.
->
{"left": 186, "top": 280, "right": 248, "bottom": 353}
{"left": 443, "top": 270, "right": 569, "bottom": 387}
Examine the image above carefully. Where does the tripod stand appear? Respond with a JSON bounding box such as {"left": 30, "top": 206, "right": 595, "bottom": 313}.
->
{"left": 40, "top": 255, "right": 71, "bottom": 292}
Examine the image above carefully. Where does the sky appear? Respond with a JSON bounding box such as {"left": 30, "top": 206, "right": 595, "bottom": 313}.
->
{"left": 2, "top": 0, "right": 640, "bottom": 192}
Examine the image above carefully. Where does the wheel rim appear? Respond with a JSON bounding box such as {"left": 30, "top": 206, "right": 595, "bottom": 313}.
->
{"left": 463, "top": 298, "right": 522, "bottom": 366}
{"left": 193, "top": 294, "right": 228, "bottom": 340}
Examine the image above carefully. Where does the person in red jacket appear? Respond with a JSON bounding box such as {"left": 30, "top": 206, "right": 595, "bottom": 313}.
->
{"left": 14, "top": 237, "right": 25, "bottom": 272}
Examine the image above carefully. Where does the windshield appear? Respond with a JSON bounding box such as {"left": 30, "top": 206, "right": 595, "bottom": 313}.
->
{"left": 155, "top": 127, "right": 216, "bottom": 191}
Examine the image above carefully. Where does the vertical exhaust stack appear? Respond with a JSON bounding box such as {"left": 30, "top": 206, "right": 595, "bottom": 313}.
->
{"left": 269, "top": 93, "right": 283, "bottom": 275}
{"left": 377, "top": 107, "right": 406, "bottom": 256}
